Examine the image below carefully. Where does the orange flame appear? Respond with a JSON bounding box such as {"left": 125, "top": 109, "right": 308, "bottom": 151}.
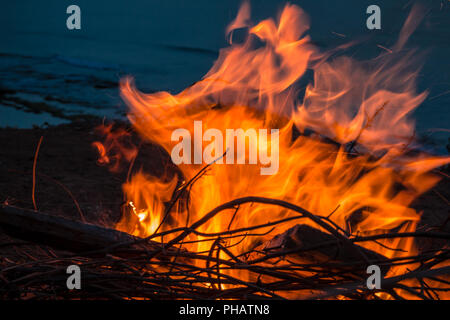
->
{"left": 92, "top": 123, "right": 138, "bottom": 173}
{"left": 95, "top": 3, "right": 449, "bottom": 298}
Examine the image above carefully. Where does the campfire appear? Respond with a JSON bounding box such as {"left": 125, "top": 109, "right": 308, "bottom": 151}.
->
{"left": 0, "top": 3, "right": 449, "bottom": 300}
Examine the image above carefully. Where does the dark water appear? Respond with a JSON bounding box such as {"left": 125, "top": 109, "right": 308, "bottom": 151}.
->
{"left": 0, "top": 0, "right": 449, "bottom": 152}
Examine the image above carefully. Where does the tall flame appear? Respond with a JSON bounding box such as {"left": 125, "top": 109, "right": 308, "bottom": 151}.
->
{"left": 96, "top": 3, "right": 449, "bottom": 298}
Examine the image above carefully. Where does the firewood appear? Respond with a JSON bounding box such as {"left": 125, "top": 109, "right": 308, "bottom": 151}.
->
{"left": 254, "top": 224, "right": 389, "bottom": 275}
{"left": 0, "top": 204, "right": 169, "bottom": 257}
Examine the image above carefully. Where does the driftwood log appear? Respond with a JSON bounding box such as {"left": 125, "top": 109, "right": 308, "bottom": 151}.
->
{"left": 252, "top": 224, "right": 390, "bottom": 275}
{"left": 0, "top": 204, "right": 167, "bottom": 256}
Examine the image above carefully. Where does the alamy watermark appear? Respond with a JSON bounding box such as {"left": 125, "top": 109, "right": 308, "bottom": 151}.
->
{"left": 366, "top": 5, "right": 381, "bottom": 30}
{"left": 170, "top": 121, "right": 279, "bottom": 175}
{"left": 66, "top": 265, "right": 81, "bottom": 289}
{"left": 66, "top": 5, "right": 81, "bottom": 30}
{"left": 366, "top": 264, "right": 382, "bottom": 289}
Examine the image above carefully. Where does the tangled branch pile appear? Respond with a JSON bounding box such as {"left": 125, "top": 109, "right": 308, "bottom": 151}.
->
{"left": 0, "top": 196, "right": 449, "bottom": 300}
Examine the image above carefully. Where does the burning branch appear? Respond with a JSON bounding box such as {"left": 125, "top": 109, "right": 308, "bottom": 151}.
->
{"left": 0, "top": 201, "right": 448, "bottom": 299}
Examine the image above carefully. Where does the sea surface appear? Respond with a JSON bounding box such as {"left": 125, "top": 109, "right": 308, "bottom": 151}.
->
{"left": 0, "top": 0, "right": 449, "bottom": 152}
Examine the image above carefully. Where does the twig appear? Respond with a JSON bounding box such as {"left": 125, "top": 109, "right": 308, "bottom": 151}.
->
{"left": 32, "top": 136, "right": 43, "bottom": 211}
